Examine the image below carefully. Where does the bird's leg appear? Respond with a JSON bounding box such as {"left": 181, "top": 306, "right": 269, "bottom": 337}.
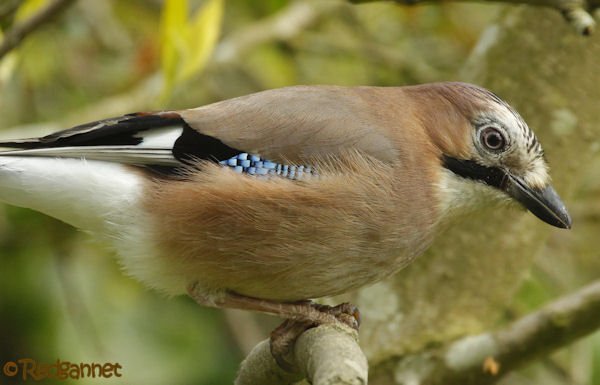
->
{"left": 186, "top": 282, "right": 361, "bottom": 327}
{"left": 187, "top": 282, "right": 361, "bottom": 370}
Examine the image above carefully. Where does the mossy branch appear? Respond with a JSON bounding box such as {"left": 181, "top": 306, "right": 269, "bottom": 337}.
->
{"left": 235, "top": 324, "right": 368, "bottom": 385}
{"left": 235, "top": 281, "right": 600, "bottom": 385}
{"left": 374, "top": 280, "right": 600, "bottom": 385}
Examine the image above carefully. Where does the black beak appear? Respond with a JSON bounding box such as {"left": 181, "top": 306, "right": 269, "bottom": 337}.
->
{"left": 504, "top": 175, "right": 572, "bottom": 229}
{"left": 442, "top": 156, "right": 572, "bottom": 229}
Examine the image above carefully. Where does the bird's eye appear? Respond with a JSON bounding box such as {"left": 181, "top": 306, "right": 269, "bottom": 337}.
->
{"left": 480, "top": 127, "right": 506, "bottom": 151}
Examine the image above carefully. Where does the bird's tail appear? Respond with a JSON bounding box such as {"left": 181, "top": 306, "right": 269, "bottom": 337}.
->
{"left": 0, "top": 145, "right": 179, "bottom": 166}
{"left": 0, "top": 154, "right": 145, "bottom": 232}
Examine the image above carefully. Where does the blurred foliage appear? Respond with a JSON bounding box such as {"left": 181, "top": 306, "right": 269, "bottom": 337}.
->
{"left": 160, "top": 0, "right": 224, "bottom": 98}
{"left": 14, "top": 0, "right": 50, "bottom": 20}
{"left": 0, "top": 1, "right": 598, "bottom": 384}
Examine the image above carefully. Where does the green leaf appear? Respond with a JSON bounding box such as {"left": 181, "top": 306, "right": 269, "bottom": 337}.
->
{"left": 15, "top": 0, "right": 50, "bottom": 21}
{"left": 181, "top": 0, "right": 224, "bottom": 81}
{"left": 159, "top": 0, "right": 188, "bottom": 97}
{"left": 160, "top": 0, "right": 224, "bottom": 99}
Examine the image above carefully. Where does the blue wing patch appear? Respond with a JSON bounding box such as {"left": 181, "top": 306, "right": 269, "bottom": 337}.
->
{"left": 220, "top": 153, "right": 313, "bottom": 180}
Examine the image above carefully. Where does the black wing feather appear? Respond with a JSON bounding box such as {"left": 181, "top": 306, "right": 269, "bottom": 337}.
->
{"left": 0, "top": 113, "right": 182, "bottom": 149}
{"left": 0, "top": 112, "right": 243, "bottom": 170}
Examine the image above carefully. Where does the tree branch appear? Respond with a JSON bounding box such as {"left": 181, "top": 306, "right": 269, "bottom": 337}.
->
{"left": 235, "top": 281, "right": 600, "bottom": 385}
{"left": 0, "top": 0, "right": 75, "bottom": 61}
{"left": 376, "top": 280, "right": 600, "bottom": 385}
{"left": 235, "top": 324, "right": 368, "bottom": 385}
{"left": 350, "top": 0, "right": 600, "bottom": 35}
{"left": 0, "top": 0, "right": 22, "bottom": 27}
{"left": 213, "top": 0, "right": 344, "bottom": 65}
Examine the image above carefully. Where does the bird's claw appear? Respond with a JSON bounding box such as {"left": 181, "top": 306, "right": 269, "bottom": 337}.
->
{"left": 269, "top": 319, "right": 314, "bottom": 371}
{"left": 318, "top": 302, "right": 361, "bottom": 329}
{"left": 269, "top": 301, "right": 361, "bottom": 371}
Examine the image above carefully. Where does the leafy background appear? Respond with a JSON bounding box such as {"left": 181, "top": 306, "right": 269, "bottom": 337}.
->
{"left": 0, "top": 0, "right": 598, "bottom": 384}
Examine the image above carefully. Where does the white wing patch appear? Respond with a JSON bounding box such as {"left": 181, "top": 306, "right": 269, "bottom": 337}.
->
{"left": 135, "top": 126, "right": 183, "bottom": 148}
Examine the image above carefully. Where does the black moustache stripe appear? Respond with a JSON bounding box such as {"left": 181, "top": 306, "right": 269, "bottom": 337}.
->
{"left": 442, "top": 155, "right": 507, "bottom": 189}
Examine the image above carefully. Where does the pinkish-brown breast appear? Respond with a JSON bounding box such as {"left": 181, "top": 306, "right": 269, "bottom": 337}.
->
{"left": 143, "top": 150, "right": 440, "bottom": 301}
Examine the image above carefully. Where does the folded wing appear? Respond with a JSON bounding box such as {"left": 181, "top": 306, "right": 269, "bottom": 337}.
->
{"left": 0, "top": 86, "right": 398, "bottom": 174}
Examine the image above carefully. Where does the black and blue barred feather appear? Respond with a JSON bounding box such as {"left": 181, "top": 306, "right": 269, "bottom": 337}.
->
{"left": 219, "top": 153, "right": 313, "bottom": 180}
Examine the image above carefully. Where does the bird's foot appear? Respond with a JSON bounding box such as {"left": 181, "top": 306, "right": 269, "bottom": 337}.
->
{"left": 269, "top": 302, "right": 361, "bottom": 371}
{"left": 186, "top": 285, "right": 360, "bottom": 371}
{"left": 312, "top": 302, "right": 361, "bottom": 329}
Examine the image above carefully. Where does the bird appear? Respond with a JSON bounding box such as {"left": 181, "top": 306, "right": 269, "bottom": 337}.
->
{"left": 0, "top": 82, "right": 571, "bottom": 363}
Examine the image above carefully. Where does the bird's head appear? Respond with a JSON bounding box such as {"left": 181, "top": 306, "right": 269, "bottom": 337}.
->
{"left": 415, "top": 82, "right": 571, "bottom": 229}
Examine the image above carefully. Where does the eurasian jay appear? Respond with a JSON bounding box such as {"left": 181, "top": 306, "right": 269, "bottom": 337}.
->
{"left": 0, "top": 82, "right": 571, "bottom": 357}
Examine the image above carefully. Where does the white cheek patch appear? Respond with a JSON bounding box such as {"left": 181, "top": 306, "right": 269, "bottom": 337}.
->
{"left": 436, "top": 168, "right": 510, "bottom": 218}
